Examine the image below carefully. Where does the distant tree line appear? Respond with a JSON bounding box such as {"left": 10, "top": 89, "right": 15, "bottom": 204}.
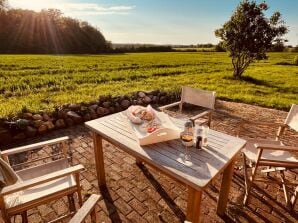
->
{"left": 0, "top": 1, "right": 110, "bottom": 53}
{"left": 269, "top": 42, "right": 298, "bottom": 52}
{"left": 113, "top": 45, "right": 174, "bottom": 53}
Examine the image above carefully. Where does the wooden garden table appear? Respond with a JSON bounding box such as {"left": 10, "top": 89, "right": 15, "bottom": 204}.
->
{"left": 85, "top": 112, "right": 246, "bottom": 222}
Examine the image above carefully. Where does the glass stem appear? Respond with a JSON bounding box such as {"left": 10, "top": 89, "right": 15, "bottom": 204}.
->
{"left": 184, "top": 146, "right": 189, "bottom": 161}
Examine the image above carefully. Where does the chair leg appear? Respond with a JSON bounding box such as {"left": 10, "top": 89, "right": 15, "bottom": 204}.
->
{"left": 21, "top": 211, "right": 28, "bottom": 223}
{"left": 243, "top": 155, "right": 250, "bottom": 205}
{"left": 290, "top": 186, "right": 298, "bottom": 210}
{"left": 243, "top": 154, "right": 259, "bottom": 206}
{"left": 279, "top": 170, "right": 290, "bottom": 206}
{"left": 67, "top": 194, "right": 76, "bottom": 213}
{"left": 90, "top": 208, "right": 97, "bottom": 223}
{"left": 2, "top": 213, "right": 12, "bottom": 223}
{"left": 266, "top": 166, "right": 271, "bottom": 177}
{"left": 207, "top": 112, "right": 212, "bottom": 127}
{"left": 74, "top": 172, "right": 83, "bottom": 207}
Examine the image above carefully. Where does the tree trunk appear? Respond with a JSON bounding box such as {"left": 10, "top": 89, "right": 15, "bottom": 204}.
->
{"left": 233, "top": 67, "right": 243, "bottom": 79}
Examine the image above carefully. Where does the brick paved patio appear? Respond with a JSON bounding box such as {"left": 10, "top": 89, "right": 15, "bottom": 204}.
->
{"left": 1, "top": 100, "right": 297, "bottom": 222}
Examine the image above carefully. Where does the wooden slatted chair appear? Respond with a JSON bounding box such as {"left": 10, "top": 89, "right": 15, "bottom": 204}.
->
{"left": 238, "top": 104, "right": 298, "bottom": 209}
{"left": 0, "top": 136, "right": 84, "bottom": 223}
{"left": 69, "top": 194, "right": 101, "bottom": 223}
{"left": 159, "top": 86, "right": 216, "bottom": 126}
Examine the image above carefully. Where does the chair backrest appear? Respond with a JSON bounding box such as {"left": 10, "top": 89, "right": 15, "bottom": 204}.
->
{"left": 284, "top": 104, "right": 298, "bottom": 132}
{"left": 181, "top": 86, "right": 216, "bottom": 109}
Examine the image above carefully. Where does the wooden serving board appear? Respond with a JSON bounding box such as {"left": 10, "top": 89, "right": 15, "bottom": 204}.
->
{"left": 122, "top": 111, "right": 182, "bottom": 145}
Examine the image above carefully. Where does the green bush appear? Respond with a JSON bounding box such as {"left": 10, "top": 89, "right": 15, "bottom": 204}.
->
{"left": 294, "top": 56, "right": 298, "bottom": 65}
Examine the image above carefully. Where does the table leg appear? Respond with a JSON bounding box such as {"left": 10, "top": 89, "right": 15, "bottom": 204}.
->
{"left": 216, "top": 159, "right": 235, "bottom": 216}
{"left": 186, "top": 186, "right": 202, "bottom": 223}
{"left": 92, "top": 132, "right": 106, "bottom": 188}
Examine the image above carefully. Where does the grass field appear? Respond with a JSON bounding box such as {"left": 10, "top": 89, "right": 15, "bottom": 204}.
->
{"left": 0, "top": 52, "right": 297, "bottom": 118}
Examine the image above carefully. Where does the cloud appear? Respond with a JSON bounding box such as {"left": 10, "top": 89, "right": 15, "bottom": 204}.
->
{"left": 61, "top": 3, "right": 136, "bottom": 15}
{"left": 9, "top": 0, "right": 136, "bottom": 15}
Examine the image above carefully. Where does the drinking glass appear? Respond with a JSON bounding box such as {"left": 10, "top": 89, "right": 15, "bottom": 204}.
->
{"left": 180, "top": 131, "right": 193, "bottom": 161}
{"left": 201, "top": 125, "right": 209, "bottom": 146}
{"left": 194, "top": 122, "right": 203, "bottom": 150}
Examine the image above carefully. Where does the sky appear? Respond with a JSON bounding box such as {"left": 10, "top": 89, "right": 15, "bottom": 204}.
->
{"left": 9, "top": 0, "right": 298, "bottom": 45}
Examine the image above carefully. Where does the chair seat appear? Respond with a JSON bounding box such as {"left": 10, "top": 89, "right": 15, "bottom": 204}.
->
{"left": 242, "top": 138, "right": 298, "bottom": 163}
{"left": 4, "top": 175, "right": 76, "bottom": 209}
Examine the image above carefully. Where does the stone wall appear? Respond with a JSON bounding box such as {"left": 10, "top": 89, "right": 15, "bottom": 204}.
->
{"left": 0, "top": 90, "right": 179, "bottom": 146}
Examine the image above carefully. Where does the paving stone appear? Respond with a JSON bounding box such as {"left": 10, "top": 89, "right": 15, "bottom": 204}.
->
{"left": 27, "top": 213, "right": 42, "bottom": 223}
{"left": 130, "top": 187, "right": 148, "bottom": 202}
{"left": 114, "top": 198, "right": 133, "bottom": 215}
{"left": 116, "top": 187, "right": 133, "bottom": 202}
{"left": 127, "top": 211, "right": 148, "bottom": 223}
{"left": 98, "top": 199, "right": 117, "bottom": 216}
{"left": 52, "top": 199, "right": 69, "bottom": 216}
{"left": 37, "top": 204, "right": 53, "bottom": 218}
{"left": 1, "top": 100, "right": 297, "bottom": 222}
{"left": 95, "top": 210, "right": 113, "bottom": 223}
{"left": 128, "top": 198, "right": 148, "bottom": 216}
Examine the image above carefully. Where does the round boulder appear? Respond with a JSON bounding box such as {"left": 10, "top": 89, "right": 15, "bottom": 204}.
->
{"left": 96, "top": 107, "right": 109, "bottom": 116}
{"left": 22, "top": 113, "right": 33, "bottom": 119}
{"left": 0, "top": 129, "right": 12, "bottom": 145}
{"left": 120, "top": 99, "right": 131, "bottom": 109}
{"left": 143, "top": 96, "right": 151, "bottom": 104}
{"left": 138, "top": 92, "right": 146, "bottom": 98}
{"left": 66, "top": 111, "right": 83, "bottom": 124}
{"left": 25, "top": 126, "right": 37, "bottom": 137}
{"left": 65, "top": 118, "right": 74, "bottom": 126}
{"left": 55, "top": 119, "right": 66, "bottom": 128}
{"left": 38, "top": 124, "right": 48, "bottom": 134}
{"left": 103, "top": 101, "right": 111, "bottom": 108}
{"left": 44, "top": 121, "right": 55, "bottom": 130}
{"left": 32, "top": 114, "right": 43, "bottom": 120}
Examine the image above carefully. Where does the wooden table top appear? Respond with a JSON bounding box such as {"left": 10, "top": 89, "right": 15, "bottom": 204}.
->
{"left": 85, "top": 112, "right": 246, "bottom": 190}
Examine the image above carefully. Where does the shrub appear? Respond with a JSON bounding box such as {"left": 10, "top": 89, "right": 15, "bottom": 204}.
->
{"left": 294, "top": 56, "right": 298, "bottom": 66}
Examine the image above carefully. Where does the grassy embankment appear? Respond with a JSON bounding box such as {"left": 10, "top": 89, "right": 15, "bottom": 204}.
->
{"left": 0, "top": 52, "right": 297, "bottom": 118}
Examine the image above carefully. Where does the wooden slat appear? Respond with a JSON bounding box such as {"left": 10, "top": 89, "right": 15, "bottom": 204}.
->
{"left": 255, "top": 143, "right": 298, "bottom": 152}
{"left": 8, "top": 186, "right": 78, "bottom": 215}
{"left": 159, "top": 101, "right": 181, "bottom": 111}
{"left": 1, "top": 136, "right": 69, "bottom": 156}
{"left": 1, "top": 165, "right": 84, "bottom": 196}
{"left": 12, "top": 153, "right": 65, "bottom": 169}
{"left": 259, "top": 160, "right": 298, "bottom": 168}
{"left": 85, "top": 113, "right": 246, "bottom": 189}
{"left": 69, "top": 194, "right": 101, "bottom": 223}
{"left": 16, "top": 158, "right": 69, "bottom": 180}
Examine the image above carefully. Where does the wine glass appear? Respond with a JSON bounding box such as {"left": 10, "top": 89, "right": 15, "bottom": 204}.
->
{"left": 180, "top": 131, "right": 194, "bottom": 161}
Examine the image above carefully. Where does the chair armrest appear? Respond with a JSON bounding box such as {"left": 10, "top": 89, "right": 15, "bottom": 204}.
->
{"left": 1, "top": 136, "right": 69, "bottom": 157}
{"left": 254, "top": 143, "right": 298, "bottom": 152}
{"left": 159, "top": 101, "right": 181, "bottom": 111}
{"left": 69, "top": 194, "right": 101, "bottom": 223}
{"left": 0, "top": 164, "right": 84, "bottom": 196}
{"left": 189, "top": 110, "right": 212, "bottom": 121}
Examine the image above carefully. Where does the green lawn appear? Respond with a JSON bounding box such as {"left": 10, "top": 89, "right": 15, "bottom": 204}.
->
{"left": 0, "top": 52, "right": 297, "bottom": 118}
